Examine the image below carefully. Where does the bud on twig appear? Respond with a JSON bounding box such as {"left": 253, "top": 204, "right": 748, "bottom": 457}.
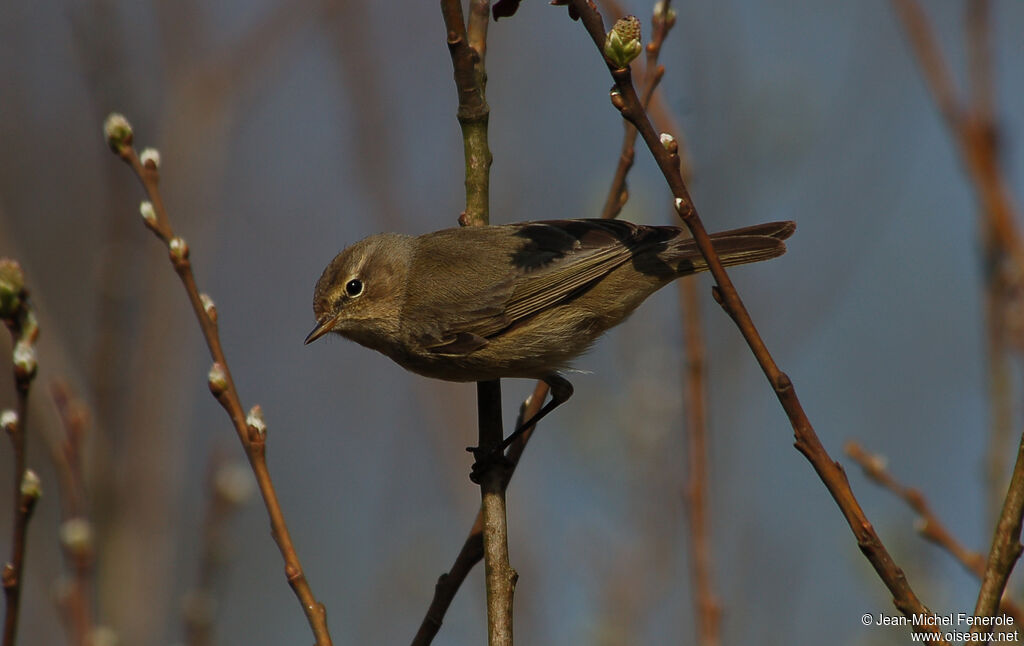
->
{"left": 59, "top": 518, "right": 94, "bottom": 557}
{"left": 659, "top": 132, "right": 678, "bottom": 155}
{"left": 604, "top": 15, "right": 642, "bottom": 69}
{"left": 168, "top": 237, "right": 189, "bottom": 265}
{"left": 246, "top": 405, "right": 267, "bottom": 440}
{"left": 0, "top": 259, "right": 24, "bottom": 319}
{"left": 208, "top": 363, "right": 229, "bottom": 397}
{"left": 1, "top": 410, "right": 17, "bottom": 434}
{"left": 139, "top": 201, "right": 157, "bottom": 228}
{"left": 653, "top": 1, "right": 677, "bottom": 28}
{"left": 139, "top": 147, "right": 161, "bottom": 170}
{"left": 20, "top": 469, "right": 42, "bottom": 500}
{"left": 103, "top": 113, "right": 133, "bottom": 152}
{"left": 200, "top": 293, "right": 217, "bottom": 323}
{"left": 13, "top": 340, "right": 37, "bottom": 381}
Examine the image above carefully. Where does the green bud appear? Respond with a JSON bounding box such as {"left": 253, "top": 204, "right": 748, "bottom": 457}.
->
{"left": 604, "top": 15, "right": 642, "bottom": 69}
{"left": 0, "top": 259, "right": 24, "bottom": 319}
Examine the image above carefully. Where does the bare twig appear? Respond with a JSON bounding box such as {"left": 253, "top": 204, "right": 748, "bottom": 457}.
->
{"left": 845, "top": 442, "right": 1024, "bottom": 625}
{"left": 0, "top": 258, "right": 41, "bottom": 646}
{"left": 49, "top": 381, "right": 96, "bottom": 646}
{"left": 411, "top": 381, "right": 546, "bottom": 646}
{"left": 104, "top": 118, "right": 332, "bottom": 646}
{"left": 565, "top": 2, "right": 946, "bottom": 641}
{"left": 679, "top": 276, "right": 720, "bottom": 646}
{"left": 182, "top": 452, "right": 252, "bottom": 646}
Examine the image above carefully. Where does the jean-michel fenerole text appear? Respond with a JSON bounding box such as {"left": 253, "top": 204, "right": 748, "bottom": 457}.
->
{"left": 873, "top": 612, "right": 1014, "bottom": 628}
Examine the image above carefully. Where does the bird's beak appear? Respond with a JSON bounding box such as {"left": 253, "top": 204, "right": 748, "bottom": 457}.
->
{"left": 304, "top": 315, "right": 338, "bottom": 345}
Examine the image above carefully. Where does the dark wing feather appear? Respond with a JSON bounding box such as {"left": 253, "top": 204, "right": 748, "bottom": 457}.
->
{"left": 412, "top": 220, "right": 672, "bottom": 354}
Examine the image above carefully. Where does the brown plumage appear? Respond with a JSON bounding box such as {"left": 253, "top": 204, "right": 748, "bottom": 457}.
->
{"left": 307, "top": 219, "right": 794, "bottom": 448}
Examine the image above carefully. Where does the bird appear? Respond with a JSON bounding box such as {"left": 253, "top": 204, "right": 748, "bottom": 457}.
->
{"left": 306, "top": 218, "right": 794, "bottom": 460}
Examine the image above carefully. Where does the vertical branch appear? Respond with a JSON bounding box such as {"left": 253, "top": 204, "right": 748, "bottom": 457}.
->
{"left": 0, "top": 259, "right": 41, "bottom": 646}
{"left": 440, "top": 2, "right": 516, "bottom": 644}
{"left": 476, "top": 381, "right": 515, "bottom": 646}
{"left": 49, "top": 382, "right": 97, "bottom": 646}
{"left": 597, "top": 3, "right": 720, "bottom": 640}
{"left": 411, "top": 381, "right": 547, "bottom": 646}
{"left": 104, "top": 118, "right": 333, "bottom": 646}
{"left": 679, "top": 276, "right": 719, "bottom": 646}
{"left": 182, "top": 453, "right": 252, "bottom": 646}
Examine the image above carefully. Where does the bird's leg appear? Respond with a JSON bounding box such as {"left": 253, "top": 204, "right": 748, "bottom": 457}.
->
{"left": 501, "top": 374, "right": 573, "bottom": 452}
{"left": 468, "top": 374, "right": 573, "bottom": 483}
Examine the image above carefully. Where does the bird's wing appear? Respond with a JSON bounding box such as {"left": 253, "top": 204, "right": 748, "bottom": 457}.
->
{"left": 411, "top": 220, "right": 672, "bottom": 355}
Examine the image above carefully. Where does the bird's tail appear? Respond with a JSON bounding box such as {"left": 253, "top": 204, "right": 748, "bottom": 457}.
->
{"left": 671, "top": 221, "right": 795, "bottom": 275}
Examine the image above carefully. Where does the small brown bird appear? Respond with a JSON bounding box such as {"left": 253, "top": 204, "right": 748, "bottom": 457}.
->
{"left": 306, "top": 219, "right": 794, "bottom": 451}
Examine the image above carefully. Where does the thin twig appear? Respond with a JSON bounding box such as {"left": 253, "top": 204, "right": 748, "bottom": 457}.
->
{"left": 597, "top": 0, "right": 671, "bottom": 220}
{"left": 105, "top": 124, "right": 332, "bottom": 646}
{"left": 49, "top": 381, "right": 96, "bottom": 646}
{"left": 845, "top": 442, "right": 1024, "bottom": 625}
{"left": 565, "top": 2, "right": 946, "bottom": 641}
{"left": 679, "top": 276, "right": 720, "bottom": 646}
{"left": 411, "top": 382, "right": 546, "bottom": 646}
{"left": 182, "top": 451, "right": 252, "bottom": 646}
{"left": 0, "top": 259, "right": 41, "bottom": 646}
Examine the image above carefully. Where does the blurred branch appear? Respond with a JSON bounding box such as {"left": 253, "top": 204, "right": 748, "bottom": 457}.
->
{"left": 105, "top": 118, "right": 333, "bottom": 646}
{"left": 595, "top": 3, "right": 720, "bottom": 641}
{"left": 845, "top": 442, "right": 1024, "bottom": 625}
{"left": 887, "top": 1, "right": 1024, "bottom": 632}
{"left": 182, "top": 452, "right": 252, "bottom": 646}
{"left": 679, "top": 275, "right": 720, "bottom": 646}
{"left": 0, "top": 259, "right": 41, "bottom": 646}
{"left": 565, "top": 2, "right": 946, "bottom": 641}
{"left": 49, "top": 382, "right": 97, "bottom": 646}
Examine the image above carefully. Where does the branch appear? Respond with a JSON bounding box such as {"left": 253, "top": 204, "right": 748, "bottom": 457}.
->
{"left": 182, "top": 452, "right": 253, "bottom": 646}
{"left": 887, "top": 1, "right": 1024, "bottom": 632}
{"left": 103, "top": 116, "right": 333, "bottom": 646}
{"left": 597, "top": 0, "right": 672, "bottom": 220}
{"left": 440, "top": 2, "right": 517, "bottom": 644}
{"left": 679, "top": 276, "right": 720, "bottom": 646}
{"left": 49, "top": 381, "right": 97, "bottom": 646}
{"left": 565, "top": 2, "right": 946, "bottom": 641}
{"left": 845, "top": 442, "right": 1023, "bottom": 625}
{"left": 411, "top": 380, "right": 546, "bottom": 646}
{"left": 0, "top": 258, "right": 41, "bottom": 646}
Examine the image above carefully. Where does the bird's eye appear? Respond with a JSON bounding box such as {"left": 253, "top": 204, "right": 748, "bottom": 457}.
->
{"left": 345, "top": 278, "right": 364, "bottom": 297}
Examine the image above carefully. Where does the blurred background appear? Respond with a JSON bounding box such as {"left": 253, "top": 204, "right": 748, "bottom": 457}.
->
{"left": 2, "top": 1, "right": 1024, "bottom": 644}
